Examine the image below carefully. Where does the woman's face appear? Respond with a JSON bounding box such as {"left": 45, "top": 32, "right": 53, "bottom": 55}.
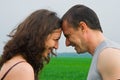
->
{"left": 42, "top": 28, "right": 62, "bottom": 57}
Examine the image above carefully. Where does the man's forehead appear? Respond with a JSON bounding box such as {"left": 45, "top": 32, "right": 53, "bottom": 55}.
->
{"left": 62, "top": 20, "right": 72, "bottom": 29}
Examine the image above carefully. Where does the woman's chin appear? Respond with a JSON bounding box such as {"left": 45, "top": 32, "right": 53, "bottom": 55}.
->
{"left": 42, "top": 49, "right": 52, "bottom": 57}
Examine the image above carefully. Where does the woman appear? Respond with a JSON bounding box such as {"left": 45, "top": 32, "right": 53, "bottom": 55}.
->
{"left": 0, "top": 9, "right": 62, "bottom": 80}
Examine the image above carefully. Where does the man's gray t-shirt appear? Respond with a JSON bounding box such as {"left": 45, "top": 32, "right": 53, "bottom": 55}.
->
{"left": 87, "top": 39, "right": 120, "bottom": 80}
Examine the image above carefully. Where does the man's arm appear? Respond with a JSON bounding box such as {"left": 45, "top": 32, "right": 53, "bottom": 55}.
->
{"left": 98, "top": 48, "right": 120, "bottom": 80}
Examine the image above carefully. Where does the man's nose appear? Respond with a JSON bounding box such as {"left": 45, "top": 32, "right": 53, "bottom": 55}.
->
{"left": 65, "top": 38, "right": 70, "bottom": 46}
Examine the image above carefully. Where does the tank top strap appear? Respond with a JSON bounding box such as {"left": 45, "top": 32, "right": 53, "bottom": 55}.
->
{"left": 1, "top": 61, "right": 26, "bottom": 80}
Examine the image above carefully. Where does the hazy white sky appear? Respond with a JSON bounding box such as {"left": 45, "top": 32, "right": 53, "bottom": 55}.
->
{"left": 0, "top": 0, "right": 120, "bottom": 54}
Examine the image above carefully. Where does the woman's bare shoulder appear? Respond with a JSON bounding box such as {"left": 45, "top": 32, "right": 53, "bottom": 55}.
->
{"left": 1, "top": 61, "right": 34, "bottom": 80}
{"left": 11, "top": 62, "right": 34, "bottom": 80}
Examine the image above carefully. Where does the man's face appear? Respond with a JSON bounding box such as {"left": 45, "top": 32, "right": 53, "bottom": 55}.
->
{"left": 62, "top": 20, "right": 87, "bottom": 54}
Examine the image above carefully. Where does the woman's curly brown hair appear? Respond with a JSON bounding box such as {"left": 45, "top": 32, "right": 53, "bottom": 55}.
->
{"left": 0, "top": 9, "right": 61, "bottom": 80}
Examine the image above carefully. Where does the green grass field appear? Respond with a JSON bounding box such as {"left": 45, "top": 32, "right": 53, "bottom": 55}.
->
{"left": 39, "top": 57, "right": 92, "bottom": 80}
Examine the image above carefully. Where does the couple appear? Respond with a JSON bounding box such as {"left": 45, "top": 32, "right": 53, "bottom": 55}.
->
{"left": 0, "top": 4, "right": 120, "bottom": 80}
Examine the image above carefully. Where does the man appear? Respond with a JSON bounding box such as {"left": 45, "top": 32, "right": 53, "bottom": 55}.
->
{"left": 61, "top": 4, "right": 120, "bottom": 80}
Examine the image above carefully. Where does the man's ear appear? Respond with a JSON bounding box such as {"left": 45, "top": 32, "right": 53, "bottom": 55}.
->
{"left": 78, "top": 21, "right": 88, "bottom": 32}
